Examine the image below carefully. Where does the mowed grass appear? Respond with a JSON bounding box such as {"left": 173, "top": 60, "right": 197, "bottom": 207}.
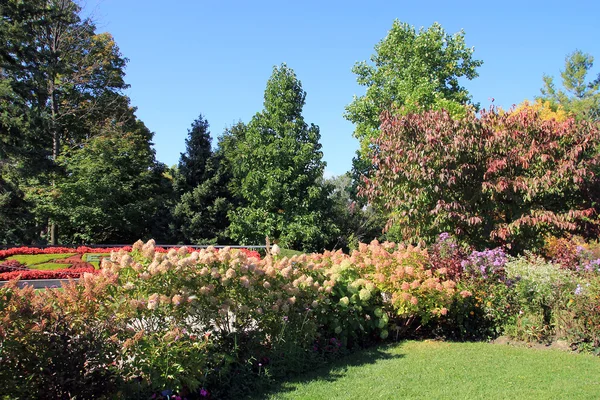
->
{"left": 29, "top": 262, "right": 71, "bottom": 270}
{"left": 83, "top": 253, "right": 110, "bottom": 269}
{"left": 7, "top": 253, "right": 75, "bottom": 266}
{"left": 259, "top": 341, "right": 600, "bottom": 400}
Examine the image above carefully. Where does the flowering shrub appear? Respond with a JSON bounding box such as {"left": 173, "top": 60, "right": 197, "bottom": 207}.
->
{"left": 543, "top": 236, "right": 584, "bottom": 269}
{"left": 555, "top": 276, "right": 600, "bottom": 353}
{"left": 347, "top": 240, "right": 462, "bottom": 332}
{"left": 504, "top": 256, "right": 577, "bottom": 342}
{"left": 461, "top": 248, "right": 508, "bottom": 281}
{"left": 4, "top": 237, "right": 600, "bottom": 398}
{"left": 95, "top": 240, "right": 388, "bottom": 397}
{"left": 0, "top": 277, "right": 123, "bottom": 399}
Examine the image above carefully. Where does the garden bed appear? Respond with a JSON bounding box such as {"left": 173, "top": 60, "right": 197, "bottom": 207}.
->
{"left": 0, "top": 237, "right": 598, "bottom": 399}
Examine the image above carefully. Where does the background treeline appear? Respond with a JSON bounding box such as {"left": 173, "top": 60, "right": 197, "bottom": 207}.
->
{"left": 1, "top": 2, "right": 599, "bottom": 252}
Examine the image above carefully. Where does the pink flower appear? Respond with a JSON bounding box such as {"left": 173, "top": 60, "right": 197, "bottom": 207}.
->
{"left": 172, "top": 294, "right": 183, "bottom": 306}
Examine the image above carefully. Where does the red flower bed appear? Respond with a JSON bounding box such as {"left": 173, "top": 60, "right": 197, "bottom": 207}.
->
{"left": 0, "top": 267, "right": 97, "bottom": 281}
{"left": 0, "top": 245, "right": 261, "bottom": 281}
{"left": 237, "top": 248, "right": 261, "bottom": 259}
{"left": 0, "top": 246, "right": 260, "bottom": 259}
{"left": 0, "top": 246, "right": 133, "bottom": 259}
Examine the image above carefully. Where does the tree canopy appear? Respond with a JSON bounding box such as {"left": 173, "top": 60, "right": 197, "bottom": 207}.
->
{"left": 345, "top": 20, "right": 483, "bottom": 156}
{"left": 228, "top": 64, "right": 337, "bottom": 251}
{"left": 538, "top": 50, "right": 600, "bottom": 121}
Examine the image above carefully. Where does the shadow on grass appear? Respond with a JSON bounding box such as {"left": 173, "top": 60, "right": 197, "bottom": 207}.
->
{"left": 246, "top": 343, "right": 405, "bottom": 399}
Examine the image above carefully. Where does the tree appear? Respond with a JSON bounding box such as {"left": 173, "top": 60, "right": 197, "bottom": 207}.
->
{"left": 362, "top": 107, "right": 600, "bottom": 252}
{"left": 345, "top": 20, "right": 483, "bottom": 157}
{"left": 45, "top": 116, "right": 173, "bottom": 244}
{"left": 177, "top": 115, "right": 213, "bottom": 191}
{"left": 325, "top": 173, "right": 386, "bottom": 252}
{"left": 173, "top": 122, "right": 245, "bottom": 244}
{"left": 539, "top": 50, "right": 600, "bottom": 120}
{"left": 1, "top": 0, "right": 130, "bottom": 244}
{"left": 228, "top": 64, "right": 337, "bottom": 251}
{"left": 0, "top": 69, "right": 38, "bottom": 243}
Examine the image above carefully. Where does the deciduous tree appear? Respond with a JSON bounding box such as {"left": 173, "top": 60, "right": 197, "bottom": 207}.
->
{"left": 538, "top": 50, "right": 600, "bottom": 121}
{"left": 363, "top": 107, "right": 600, "bottom": 251}
{"left": 345, "top": 20, "right": 482, "bottom": 157}
{"left": 229, "top": 64, "right": 337, "bottom": 251}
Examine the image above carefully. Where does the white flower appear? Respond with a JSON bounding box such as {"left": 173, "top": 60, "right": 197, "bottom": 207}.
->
{"left": 271, "top": 244, "right": 281, "bottom": 256}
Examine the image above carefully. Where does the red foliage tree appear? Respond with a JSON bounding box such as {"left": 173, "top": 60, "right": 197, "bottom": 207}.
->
{"left": 361, "top": 106, "right": 600, "bottom": 250}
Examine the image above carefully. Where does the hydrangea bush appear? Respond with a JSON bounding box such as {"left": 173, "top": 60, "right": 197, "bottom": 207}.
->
{"left": 2, "top": 236, "right": 600, "bottom": 399}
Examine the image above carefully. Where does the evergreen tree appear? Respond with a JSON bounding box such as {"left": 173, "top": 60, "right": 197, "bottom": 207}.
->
{"left": 177, "top": 115, "right": 213, "bottom": 191}
{"left": 174, "top": 122, "right": 245, "bottom": 244}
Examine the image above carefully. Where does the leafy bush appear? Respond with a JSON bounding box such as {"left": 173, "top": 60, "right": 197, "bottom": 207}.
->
{"left": 429, "top": 232, "right": 470, "bottom": 280}
{"left": 4, "top": 237, "right": 600, "bottom": 399}
{"left": 0, "top": 278, "right": 123, "bottom": 399}
{"left": 555, "top": 275, "right": 600, "bottom": 354}
{"left": 504, "top": 256, "right": 577, "bottom": 342}
{"left": 362, "top": 107, "right": 600, "bottom": 250}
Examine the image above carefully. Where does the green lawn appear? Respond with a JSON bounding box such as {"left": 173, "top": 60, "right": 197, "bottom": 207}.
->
{"left": 280, "top": 248, "right": 305, "bottom": 258}
{"left": 83, "top": 253, "right": 110, "bottom": 269}
{"left": 258, "top": 341, "right": 600, "bottom": 399}
{"left": 29, "top": 262, "right": 71, "bottom": 270}
{"left": 7, "top": 253, "right": 75, "bottom": 266}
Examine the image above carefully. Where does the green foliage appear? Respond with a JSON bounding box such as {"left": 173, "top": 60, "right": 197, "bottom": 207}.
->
{"left": 363, "top": 107, "right": 600, "bottom": 250}
{"left": 0, "top": 0, "right": 169, "bottom": 246}
{"left": 173, "top": 121, "right": 243, "bottom": 244}
{"left": 325, "top": 173, "right": 386, "bottom": 252}
{"left": 556, "top": 275, "right": 600, "bottom": 353}
{"left": 7, "top": 253, "right": 74, "bottom": 266}
{"left": 41, "top": 122, "right": 173, "bottom": 244}
{"left": 504, "top": 256, "right": 577, "bottom": 342}
{"left": 539, "top": 50, "right": 600, "bottom": 121}
{"left": 177, "top": 114, "right": 213, "bottom": 191}
{"left": 345, "top": 20, "right": 482, "bottom": 156}
{"left": 228, "top": 64, "right": 338, "bottom": 252}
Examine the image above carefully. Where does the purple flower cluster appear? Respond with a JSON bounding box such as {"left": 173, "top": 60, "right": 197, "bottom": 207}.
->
{"left": 461, "top": 248, "right": 508, "bottom": 280}
{"left": 436, "top": 232, "right": 458, "bottom": 252}
{"left": 578, "top": 258, "right": 600, "bottom": 274}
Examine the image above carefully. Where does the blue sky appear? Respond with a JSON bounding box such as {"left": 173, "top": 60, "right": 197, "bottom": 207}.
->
{"left": 88, "top": 0, "right": 600, "bottom": 176}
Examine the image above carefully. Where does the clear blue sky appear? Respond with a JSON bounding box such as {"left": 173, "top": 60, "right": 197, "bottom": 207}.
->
{"left": 87, "top": 0, "right": 600, "bottom": 177}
